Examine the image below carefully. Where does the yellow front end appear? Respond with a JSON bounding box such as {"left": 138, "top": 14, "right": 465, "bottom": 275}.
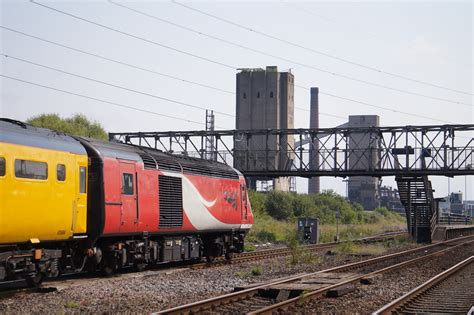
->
{"left": 0, "top": 142, "right": 88, "bottom": 244}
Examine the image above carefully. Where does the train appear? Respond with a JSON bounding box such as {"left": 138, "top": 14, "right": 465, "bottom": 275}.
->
{"left": 0, "top": 118, "right": 253, "bottom": 286}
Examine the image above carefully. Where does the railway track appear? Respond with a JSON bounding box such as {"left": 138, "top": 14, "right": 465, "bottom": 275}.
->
{"left": 191, "top": 231, "right": 407, "bottom": 268}
{"left": 157, "top": 235, "right": 474, "bottom": 315}
{"left": 375, "top": 255, "right": 474, "bottom": 314}
{"left": 0, "top": 231, "right": 405, "bottom": 301}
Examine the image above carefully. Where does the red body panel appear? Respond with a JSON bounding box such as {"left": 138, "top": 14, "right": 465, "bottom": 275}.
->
{"left": 101, "top": 157, "right": 253, "bottom": 236}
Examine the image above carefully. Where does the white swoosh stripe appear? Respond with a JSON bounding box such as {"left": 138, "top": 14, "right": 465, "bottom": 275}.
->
{"left": 161, "top": 171, "right": 241, "bottom": 230}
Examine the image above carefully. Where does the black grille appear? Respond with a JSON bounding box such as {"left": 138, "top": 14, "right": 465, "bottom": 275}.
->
{"left": 156, "top": 157, "right": 182, "bottom": 172}
{"left": 138, "top": 153, "right": 157, "bottom": 169}
{"left": 159, "top": 175, "right": 183, "bottom": 228}
{"left": 143, "top": 148, "right": 238, "bottom": 179}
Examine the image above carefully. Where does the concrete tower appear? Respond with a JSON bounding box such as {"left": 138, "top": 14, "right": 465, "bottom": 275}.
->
{"left": 308, "top": 87, "right": 320, "bottom": 194}
{"left": 347, "top": 115, "right": 381, "bottom": 210}
{"left": 234, "top": 66, "right": 294, "bottom": 191}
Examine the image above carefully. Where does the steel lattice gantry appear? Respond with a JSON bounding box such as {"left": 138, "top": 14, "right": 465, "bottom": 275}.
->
{"left": 110, "top": 124, "right": 474, "bottom": 178}
{"left": 110, "top": 124, "right": 474, "bottom": 243}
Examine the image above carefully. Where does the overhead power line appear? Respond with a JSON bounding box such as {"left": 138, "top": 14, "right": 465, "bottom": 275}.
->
{"left": 284, "top": 1, "right": 470, "bottom": 71}
{"left": 30, "top": 0, "right": 236, "bottom": 70}
{"left": 1, "top": 26, "right": 234, "bottom": 95}
{"left": 294, "top": 84, "right": 454, "bottom": 124}
{"left": 0, "top": 26, "right": 342, "bottom": 120}
{"left": 173, "top": 0, "right": 473, "bottom": 97}
{"left": 0, "top": 74, "right": 211, "bottom": 127}
{"left": 31, "top": 0, "right": 472, "bottom": 107}
{"left": 1, "top": 43, "right": 454, "bottom": 125}
{"left": 1, "top": 53, "right": 234, "bottom": 118}
{"left": 4, "top": 51, "right": 451, "bottom": 124}
{"left": 107, "top": 0, "right": 472, "bottom": 107}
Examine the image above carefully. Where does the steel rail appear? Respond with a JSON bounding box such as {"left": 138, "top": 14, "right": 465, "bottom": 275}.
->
{"left": 374, "top": 255, "right": 474, "bottom": 314}
{"left": 250, "top": 239, "right": 474, "bottom": 314}
{"left": 190, "top": 232, "right": 406, "bottom": 269}
{"left": 156, "top": 235, "right": 474, "bottom": 314}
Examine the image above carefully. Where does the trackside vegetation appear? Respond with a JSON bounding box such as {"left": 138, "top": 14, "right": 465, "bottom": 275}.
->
{"left": 27, "top": 113, "right": 108, "bottom": 140}
{"left": 247, "top": 190, "right": 406, "bottom": 244}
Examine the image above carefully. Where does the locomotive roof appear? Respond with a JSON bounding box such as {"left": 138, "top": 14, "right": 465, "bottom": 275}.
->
{"left": 82, "top": 137, "right": 240, "bottom": 180}
{"left": 0, "top": 118, "right": 87, "bottom": 155}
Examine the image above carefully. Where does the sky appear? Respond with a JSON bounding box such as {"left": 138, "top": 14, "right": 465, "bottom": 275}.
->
{"left": 0, "top": 0, "right": 473, "bottom": 198}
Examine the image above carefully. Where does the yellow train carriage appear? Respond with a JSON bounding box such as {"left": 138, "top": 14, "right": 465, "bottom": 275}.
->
{"left": 0, "top": 120, "right": 88, "bottom": 245}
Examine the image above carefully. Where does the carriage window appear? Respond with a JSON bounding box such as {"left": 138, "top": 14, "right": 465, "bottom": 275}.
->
{"left": 57, "top": 164, "right": 66, "bottom": 181}
{"left": 0, "top": 157, "right": 5, "bottom": 176}
{"left": 122, "top": 173, "right": 134, "bottom": 195}
{"left": 15, "top": 160, "right": 48, "bottom": 180}
{"left": 79, "top": 167, "right": 86, "bottom": 193}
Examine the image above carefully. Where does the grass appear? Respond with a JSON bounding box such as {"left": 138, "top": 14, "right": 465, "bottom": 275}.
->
{"left": 251, "top": 266, "right": 263, "bottom": 276}
{"left": 65, "top": 302, "right": 78, "bottom": 309}
{"left": 244, "top": 244, "right": 257, "bottom": 252}
{"left": 334, "top": 239, "right": 409, "bottom": 256}
{"left": 319, "top": 221, "right": 406, "bottom": 243}
{"left": 235, "top": 265, "right": 263, "bottom": 278}
{"left": 247, "top": 211, "right": 406, "bottom": 246}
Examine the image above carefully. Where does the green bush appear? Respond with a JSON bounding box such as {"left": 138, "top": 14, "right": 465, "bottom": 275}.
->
{"left": 247, "top": 191, "right": 406, "bottom": 245}
{"left": 265, "top": 191, "right": 294, "bottom": 220}
{"left": 251, "top": 266, "right": 263, "bottom": 276}
{"left": 27, "top": 113, "right": 108, "bottom": 140}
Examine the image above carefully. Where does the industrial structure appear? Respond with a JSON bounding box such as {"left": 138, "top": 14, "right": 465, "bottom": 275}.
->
{"left": 235, "top": 66, "right": 294, "bottom": 191}
{"left": 110, "top": 67, "right": 474, "bottom": 243}
{"left": 110, "top": 124, "right": 474, "bottom": 242}
{"left": 308, "top": 87, "right": 320, "bottom": 194}
{"left": 380, "top": 185, "right": 404, "bottom": 213}
{"left": 346, "top": 115, "right": 381, "bottom": 210}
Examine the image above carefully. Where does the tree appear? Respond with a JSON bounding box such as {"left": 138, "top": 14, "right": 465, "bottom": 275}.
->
{"left": 27, "top": 113, "right": 108, "bottom": 141}
{"left": 265, "top": 191, "right": 293, "bottom": 220}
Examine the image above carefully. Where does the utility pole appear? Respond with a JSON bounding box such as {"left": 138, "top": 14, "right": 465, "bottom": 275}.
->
{"left": 205, "top": 110, "right": 216, "bottom": 161}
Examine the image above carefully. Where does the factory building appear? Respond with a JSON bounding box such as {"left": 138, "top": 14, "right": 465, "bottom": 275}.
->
{"left": 234, "top": 66, "right": 294, "bottom": 191}
{"left": 347, "top": 115, "right": 381, "bottom": 210}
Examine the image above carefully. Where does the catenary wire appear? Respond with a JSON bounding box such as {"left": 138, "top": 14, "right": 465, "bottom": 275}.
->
{"left": 172, "top": 0, "right": 473, "bottom": 96}
{"left": 294, "top": 84, "right": 453, "bottom": 124}
{"left": 30, "top": 0, "right": 236, "bottom": 70}
{"left": 1, "top": 53, "right": 234, "bottom": 118}
{"left": 2, "top": 52, "right": 450, "bottom": 124}
{"left": 0, "top": 74, "right": 221, "bottom": 128}
{"left": 284, "top": 1, "right": 470, "bottom": 71}
{"left": 0, "top": 32, "right": 451, "bottom": 123}
{"left": 0, "top": 26, "right": 235, "bottom": 95}
{"left": 0, "top": 25, "right": 343, "bottom": 120}
{"left": 5, "top": 3, "right": 462, "bottom": 123}
{"left": 31, "top": 1, "right": 472, "bottom": 107}
{"left": 107, "top": 0, "right": 472, "bottom": 107}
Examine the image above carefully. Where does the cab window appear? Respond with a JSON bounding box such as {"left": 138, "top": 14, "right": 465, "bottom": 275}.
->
{"left": 15, "top": 160, "right": 48, "bottom": 180}
{"left": 79, "top": 167, "right": 87, "bottom": 193}
{"left": 57, "top": 164, "right": 66, "bottom": 181}
{"left": 122, "top": 173, "right": 134, "bottom": 195}
{"left": 0, "top": 157, "right": 5, "bottom": 176}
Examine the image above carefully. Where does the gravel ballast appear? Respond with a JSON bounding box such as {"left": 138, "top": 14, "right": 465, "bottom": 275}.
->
{"left": 0, "top": 239, "right": 422, "bottom": 314}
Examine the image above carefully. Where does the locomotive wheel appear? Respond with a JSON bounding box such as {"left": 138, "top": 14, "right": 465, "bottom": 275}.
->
{"left": 205, "top": 256, "right": 215, "bottom": 263}
{"left": 101, "top": 257, "right": 118, "bottom": 277}
{"left": 134, "top": 262, "right": 147, "bottom": 272}
{"left": 25, "top": 272, "right": 44, "bottom": 288}
{"left": 225, "top": 252, "right": 234, "bottom": 261}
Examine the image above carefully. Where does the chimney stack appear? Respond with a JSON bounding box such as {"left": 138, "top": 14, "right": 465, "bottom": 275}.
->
{"left": 308, "top": 87, "right": 320, "bottom": 194}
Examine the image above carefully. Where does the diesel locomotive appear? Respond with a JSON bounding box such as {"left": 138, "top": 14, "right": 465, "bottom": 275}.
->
{"left": 0, "top": 118, "right": 253, "bottom": 286}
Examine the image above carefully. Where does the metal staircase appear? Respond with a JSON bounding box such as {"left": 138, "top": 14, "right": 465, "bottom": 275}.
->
{"left": 396, "top": 175, "right": 437, "bottom": 243}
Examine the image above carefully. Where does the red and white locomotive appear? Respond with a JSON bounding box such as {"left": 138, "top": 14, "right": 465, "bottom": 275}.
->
{"left": 0, "top": 119, "right": 253, "bottom": 284}
{"left": 82, "top": 137, "right": 253, "bottom": 274}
